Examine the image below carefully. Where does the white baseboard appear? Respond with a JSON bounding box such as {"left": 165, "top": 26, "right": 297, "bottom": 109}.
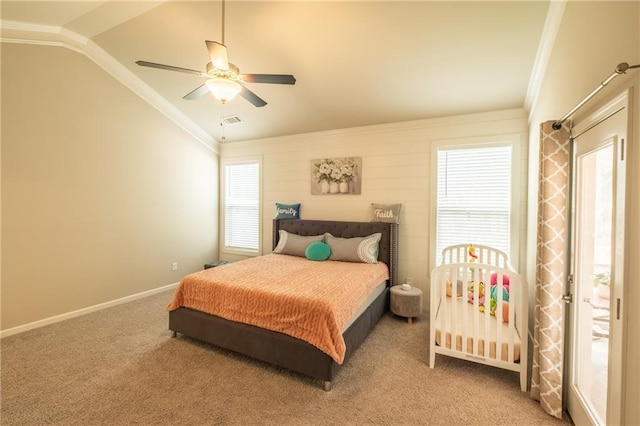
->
{"left": 0, "top": 282, "right": 179, "bottom": 339}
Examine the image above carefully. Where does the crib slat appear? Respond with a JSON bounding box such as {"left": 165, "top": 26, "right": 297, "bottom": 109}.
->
{"left": 442, "top": 269, "right": 457, "bottom": 350}
{"left": 507, "top": 281, "right": 516, "bottom": 363}
{"left": 495, "top": 269, "right": 503, "bottom": 362}
{"left": 450, "top": 267, "right": 459, "bottom": 352}
{"left": 484, "top": 267, "right": 491, "bottom": 361}
{"left": 472, "top": 266, "right": 480, "bottom": 357}
{"left": 461, "top": 265, "right": 469, "bottom": 356}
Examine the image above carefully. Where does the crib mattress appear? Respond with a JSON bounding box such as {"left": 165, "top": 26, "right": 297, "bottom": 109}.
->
{"left": 434, "top": 297, "right": 521, "bottom": 362}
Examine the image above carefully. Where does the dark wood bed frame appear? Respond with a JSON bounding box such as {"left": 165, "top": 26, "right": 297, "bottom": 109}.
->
{"left": 168, "top": 219, "right": 398, "bottom": 390}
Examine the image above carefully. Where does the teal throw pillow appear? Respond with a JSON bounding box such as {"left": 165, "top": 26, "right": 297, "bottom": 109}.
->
{"left": 305, "top": 241, "right": 331, "bottom": 261}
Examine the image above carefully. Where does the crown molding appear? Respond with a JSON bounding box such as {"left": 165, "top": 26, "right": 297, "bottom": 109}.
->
{"left": 1, "top": 20, "right": 219, "bottom": 154}
{"left": 524, "top": 1, "right": 567, "bottom": 123}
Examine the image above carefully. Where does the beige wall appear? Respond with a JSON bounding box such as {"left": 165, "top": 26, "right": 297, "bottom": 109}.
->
{"left": 220, "top": 109, "right": 529, "bottom": 307}
{"left": 1, "top": 43, "right": 219, "bottom": 331}
{"left": 526, "top": 1, "right": 640, "bottom": 423}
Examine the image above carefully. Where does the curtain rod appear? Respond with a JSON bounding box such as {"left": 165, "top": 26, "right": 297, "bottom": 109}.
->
{"left": 552, "top": 62, "right": 639, "bottom": 130}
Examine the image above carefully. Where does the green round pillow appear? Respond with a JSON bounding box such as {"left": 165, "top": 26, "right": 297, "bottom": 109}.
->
{"left": 305, "top": 241, "right": 331, "bottom": 261}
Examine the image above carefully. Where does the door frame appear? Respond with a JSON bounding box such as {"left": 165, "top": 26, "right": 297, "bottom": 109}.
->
{"left": 565, "top": 88, "right": 632, "bottom": 425}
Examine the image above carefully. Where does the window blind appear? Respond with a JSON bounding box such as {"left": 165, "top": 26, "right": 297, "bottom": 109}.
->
{"left": 224, "top": 161, "right": 259, "bottom": 251}
{"left": 436, "top": 145, "right": 511, "bottom": 258}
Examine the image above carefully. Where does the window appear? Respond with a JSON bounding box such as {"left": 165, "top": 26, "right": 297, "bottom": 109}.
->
{"left": 222, "top": 159, "right": 261, "bottom": 254}
{"left": 433, "top": 139, "right": 518, "bottom": 263}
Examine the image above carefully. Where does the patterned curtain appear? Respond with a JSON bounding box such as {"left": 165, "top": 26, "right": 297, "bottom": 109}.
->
{"left": 530, "top": 121, "right": 570, "bottom": 419}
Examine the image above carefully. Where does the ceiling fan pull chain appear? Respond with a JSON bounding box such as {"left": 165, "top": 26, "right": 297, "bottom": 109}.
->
{"left": 221, "top": 0, "right": 225, "bottom": 46}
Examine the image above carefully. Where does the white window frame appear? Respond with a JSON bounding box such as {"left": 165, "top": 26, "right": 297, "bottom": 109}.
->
{"left": 429, "top": 134, "right": 521, "bottom": 271}
{"left": 220, "top": 156, "right": 262, "bottom": 256}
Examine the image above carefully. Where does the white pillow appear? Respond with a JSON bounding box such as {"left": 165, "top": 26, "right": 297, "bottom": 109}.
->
{"left": 273, "top": 230, "right": 324, "bottom": 257}
{"left": 324, "top": 233, "right": 382, "bottom": 264}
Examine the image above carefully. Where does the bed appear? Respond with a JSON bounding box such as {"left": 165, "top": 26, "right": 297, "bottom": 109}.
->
{"left": 168, "top": 219, "right": 398, "bottom": 391}
{"left": 429, "top": 244, "right": 528, "bottom": 391}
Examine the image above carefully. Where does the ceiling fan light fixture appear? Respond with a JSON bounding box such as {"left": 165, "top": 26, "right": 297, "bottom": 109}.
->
{"left": 206, "top": 78, "right": 242, "bottom": 104}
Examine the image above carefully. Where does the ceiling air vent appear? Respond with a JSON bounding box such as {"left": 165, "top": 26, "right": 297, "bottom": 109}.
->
{"left": 221, "top": 115, "right": 244, "bottom": 126}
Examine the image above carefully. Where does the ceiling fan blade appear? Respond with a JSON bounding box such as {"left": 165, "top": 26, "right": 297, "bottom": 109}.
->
{"left": 239, "top": 85, "right": 267, "bottom": 107}
{"left": 241, "top": 74, "right": 296, "bottom": 85}
{"left": 205, "top": 40, "right": 229, "bottom": 70}
{"left": 136, "top": 60, "right": 205, "bottom": 76}
{"left": 183, "top": 84, "right": 210, "bottom": 100}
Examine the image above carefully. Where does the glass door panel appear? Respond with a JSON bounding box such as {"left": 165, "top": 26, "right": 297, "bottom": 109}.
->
{"left": 573, "top": 143, "right": 613, "bottom": 425}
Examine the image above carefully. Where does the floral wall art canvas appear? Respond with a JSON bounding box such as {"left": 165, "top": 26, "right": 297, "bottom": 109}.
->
{"left": 311, "top": 157, "right": 362, "bottom": 195}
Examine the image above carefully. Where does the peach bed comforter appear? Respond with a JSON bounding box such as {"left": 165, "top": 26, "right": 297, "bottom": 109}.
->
{"left": 167, "top": 254, "right": 389, "bottom": 364}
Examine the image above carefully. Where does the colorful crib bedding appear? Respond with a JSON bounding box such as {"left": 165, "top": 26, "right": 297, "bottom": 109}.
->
{"left": 434, "top": 296, "right": 521, "bottom": 362}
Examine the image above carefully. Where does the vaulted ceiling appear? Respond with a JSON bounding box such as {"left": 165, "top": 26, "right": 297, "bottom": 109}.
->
{"left": 1, "top": 1, "right": 551, "bottom": 144}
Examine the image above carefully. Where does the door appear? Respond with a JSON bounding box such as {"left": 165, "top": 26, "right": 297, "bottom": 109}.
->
{"left": 566, "top": 92, "right": 629, "bottom": 426}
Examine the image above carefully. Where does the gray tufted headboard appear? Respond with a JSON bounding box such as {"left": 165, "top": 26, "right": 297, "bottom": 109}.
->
{"left": 272, "top": 219, "right": 398, "bottom": 287}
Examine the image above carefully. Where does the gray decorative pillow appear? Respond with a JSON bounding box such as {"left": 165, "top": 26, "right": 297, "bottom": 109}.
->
{"left": 371, "top": 203, "right": 402, "bottom": 224}
{"left": 324, "top": 233, "right": 382, "bottom": 264}
{"left": 273, "top": 230, "right": 324, "bottom": 257}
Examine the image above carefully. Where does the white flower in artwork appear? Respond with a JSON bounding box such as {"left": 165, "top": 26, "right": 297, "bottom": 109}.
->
{"left": 330, "top": 167, "right": 344, "bottom": 182}
{"left": 312, "top": 159, "right": 335, "bottom": 183}
{"left": 338, "top": 161, "right": 356, "bottom": 183}
{"left": 319, "top": 163, "right": 332, "bottom": 174}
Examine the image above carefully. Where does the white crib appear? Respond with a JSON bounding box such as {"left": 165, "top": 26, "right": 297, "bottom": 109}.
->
{"left": 429, "top": 244, "right": 528, "bottom": 391}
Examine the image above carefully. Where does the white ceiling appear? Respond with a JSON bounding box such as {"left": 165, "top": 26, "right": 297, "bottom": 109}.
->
{"left": 1, "top": 1, "right": 551, "bottom": 143}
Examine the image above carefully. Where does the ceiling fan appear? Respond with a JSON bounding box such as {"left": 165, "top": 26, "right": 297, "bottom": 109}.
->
{"left": 135, "top": 1, "right": 295, "bottom": 107}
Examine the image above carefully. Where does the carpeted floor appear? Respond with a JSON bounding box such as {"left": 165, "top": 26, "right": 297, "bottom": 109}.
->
{"left": 0, "top": 289, "right": 572, "bottom": 425}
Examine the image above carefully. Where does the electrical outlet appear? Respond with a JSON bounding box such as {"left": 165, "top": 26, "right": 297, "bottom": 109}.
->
{"left": 406, "top": 277, "right": 413, "bottom": 285}
{"left": 172, "top": 262, "right": 178, "bottom": 271}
